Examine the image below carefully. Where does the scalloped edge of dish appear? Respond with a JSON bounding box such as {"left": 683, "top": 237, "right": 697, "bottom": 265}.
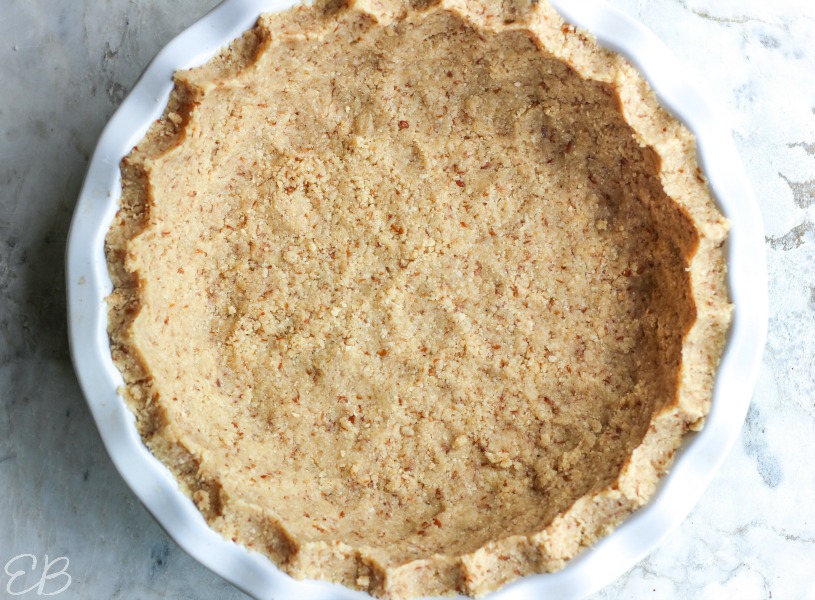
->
{"left": 66, "top": 1, "right": 768, "bottom": 599}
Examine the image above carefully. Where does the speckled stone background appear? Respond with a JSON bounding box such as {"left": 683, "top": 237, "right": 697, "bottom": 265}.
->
{"left": 1, "top": 0, "right": 812, "bottom": 598}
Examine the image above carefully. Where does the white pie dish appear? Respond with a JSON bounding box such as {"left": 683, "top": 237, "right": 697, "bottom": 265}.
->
{"left": 65, "top": 1, "right": 768, "bottom": 598}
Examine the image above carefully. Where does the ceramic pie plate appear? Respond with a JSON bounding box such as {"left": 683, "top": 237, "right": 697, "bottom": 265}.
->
{"left": 66, "top": 0, "right": 768, "bottom": 598}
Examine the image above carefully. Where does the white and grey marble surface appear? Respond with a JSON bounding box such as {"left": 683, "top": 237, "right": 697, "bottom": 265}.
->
{"left": 1, "top": 0, "right": 812, "bottom": 598}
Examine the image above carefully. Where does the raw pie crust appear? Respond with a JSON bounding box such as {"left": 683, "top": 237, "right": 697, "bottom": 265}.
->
{"left": 106, "top": 0, "right": 732, "bottom": 597}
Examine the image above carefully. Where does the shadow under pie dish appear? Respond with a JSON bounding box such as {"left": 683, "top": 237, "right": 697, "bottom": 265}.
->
{"left": 102, "top": 0, "right": 732, "bottom": 598}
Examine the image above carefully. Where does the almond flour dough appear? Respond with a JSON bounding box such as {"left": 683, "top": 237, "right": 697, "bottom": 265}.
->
{"left": 106, "top": 1, "right": 732, "bottom": 597}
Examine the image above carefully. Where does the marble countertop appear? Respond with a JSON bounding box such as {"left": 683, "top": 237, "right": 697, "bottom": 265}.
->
{"left": 1, "top": 0, "right": 812, "bottom": 598}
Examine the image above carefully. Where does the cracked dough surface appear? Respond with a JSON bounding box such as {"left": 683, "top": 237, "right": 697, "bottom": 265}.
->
{"left": 106, "top": 0, "right": 731, "bottom": 597}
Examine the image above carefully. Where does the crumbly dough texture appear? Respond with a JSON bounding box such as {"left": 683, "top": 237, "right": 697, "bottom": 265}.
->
{"left": 106, "top": 1, "right": 731, "bottom": 597}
